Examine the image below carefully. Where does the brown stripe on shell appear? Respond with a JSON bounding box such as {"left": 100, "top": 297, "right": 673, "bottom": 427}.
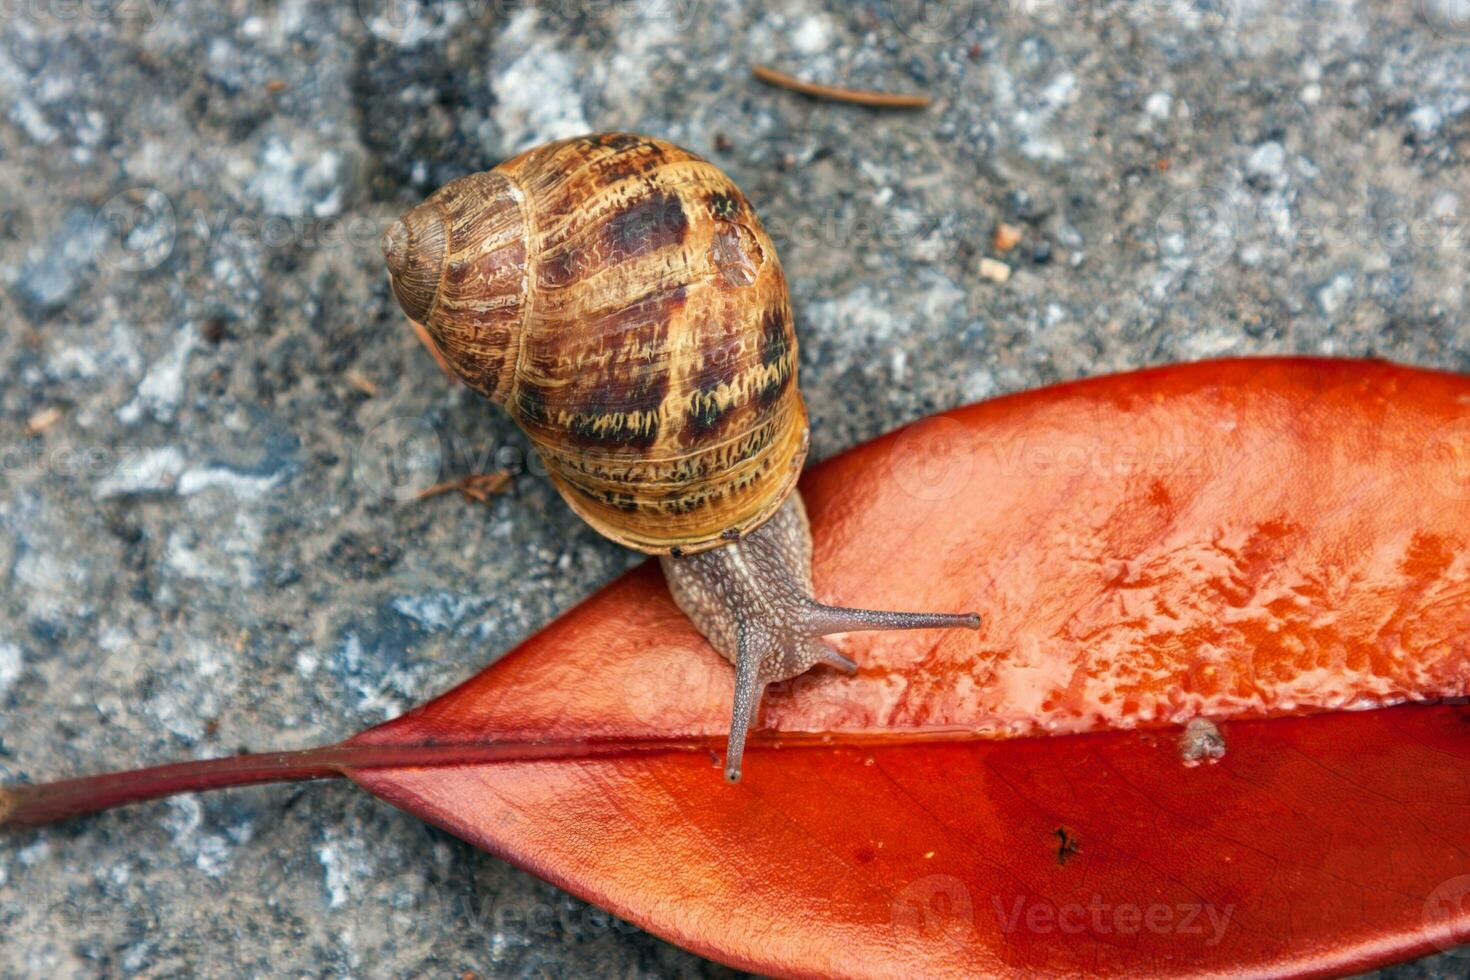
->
{"left": 493, "top": 134, "right": 808, "bottom": 554}
{"left": 530, "top": 158, "right": 705, "bottom": 248}
{"left": 706, "top": 187, "right": 745, "bottom": 220}
{"left": 532, "top": 167, "right": 707, "bottom": 298}
{"left": 513, "top": 381, "right": 549, "bottom": 429}
{"left": 548, "top": 409, "right": 783, "bottom": 488}
{"left": 511, "top": 136, "right": 693, "bottom": 221}
{"left": 566, "top": 480, "right": 643, "bottom": 513}
{"left": 600, "top": 190, "right": 689, "bottom": 261}
{"left": 759, "top": 301, "right": 792, "bottom": 367}
{"left": 516, "top": 285, "right": 686, "bottom": 451}
{"left": 685, "top": 374, "right": 741, "bottom": 440}
{"left": 584, "top": 137, "right": 675, "bottom": 186}
{"left": 587, "top": 133, "right": 647, "bottom": 151}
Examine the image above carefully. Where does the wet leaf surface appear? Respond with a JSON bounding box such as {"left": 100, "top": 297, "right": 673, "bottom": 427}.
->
{"left": 343, "top": 359, "right": 1470, "bottom": 977}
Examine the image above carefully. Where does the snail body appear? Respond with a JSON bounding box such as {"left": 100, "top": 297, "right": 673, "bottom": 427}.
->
{"left": 384, "top": 134, "right": 979, "bottom": 780}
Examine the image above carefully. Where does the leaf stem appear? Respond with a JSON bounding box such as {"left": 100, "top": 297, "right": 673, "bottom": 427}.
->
{"left": 0, "top": 738, "right": 721, "bottom": 831}
{"left": 2, "top": 727, "right": 1015, "bottom": 831}
{"left": 1, "top": 747, "right": 348, "bottom": 829}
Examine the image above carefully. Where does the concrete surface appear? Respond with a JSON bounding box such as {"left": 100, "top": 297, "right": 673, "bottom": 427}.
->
{"left": 1, "top": 0, "right": 1468, "bottom": 975}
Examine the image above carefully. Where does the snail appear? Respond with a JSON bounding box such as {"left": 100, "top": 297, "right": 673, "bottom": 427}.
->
{"left": 381, "top": 133, "right": 981, "bottom": 781}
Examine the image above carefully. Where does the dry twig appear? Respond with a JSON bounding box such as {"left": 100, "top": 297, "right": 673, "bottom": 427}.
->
{"left": 344, "top": 370, "right": 379, "bottom": 397}
{"left": 751, "top": 64, "right": 932, "bottom": 109}
{"left": 415, "top": 472, "right": 513, "bottom": 504}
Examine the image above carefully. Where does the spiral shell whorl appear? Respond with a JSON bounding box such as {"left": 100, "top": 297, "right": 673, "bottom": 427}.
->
{"left": 382, "top": 206, "right": 445, "bottom": 325}
{"left": 384, "top": 171, "right": 528, "bottom": 405}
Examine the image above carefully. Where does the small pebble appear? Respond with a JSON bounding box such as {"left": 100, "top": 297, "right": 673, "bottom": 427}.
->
{"left": 978, "top": 258, "right": 1012, "bottom": 283}
{"left": 1316, "top": 272, "right": 1356, "bottom": 316}
{"left": 1144, "top": 91, "right": 1173, "bottom": 119}
{"left": 992, "top": 223, "right": 1023, "bottom": 252}
{"left": 1246, "top": 140, "right": 1287, "bottom": 188}
{"left": 1178, "top": 717, "right": 1227, "bottom": 766}
{"left": 25, "top": 406, "right": 62, "bottom": 435}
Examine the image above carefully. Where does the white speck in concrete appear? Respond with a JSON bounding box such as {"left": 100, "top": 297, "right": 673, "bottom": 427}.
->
{"left": 990, "top": 63, "right": 1066, "bottom": 162}
{"left": 804, "top": 275, "right": 964, "bottom": 378}
{"left": 15, "top": 546, "right": 86, "bottom": 615}
{"left": 1408, "top": 105, "right": 1443, "bottom": 137}
{"left": 318, "top": 842, "right": 352, "bottom": 908}
{"left": 1182, "top": 330, "right": 1241, "bottom": 357}
{"left": 248, "top": 134, "right": 345, "bottom": 219}
{"left": 493, "top": 9, "right": 589, "bottom": 152}
{"left": 18, "top": 840, "right": 50, "bottom": 866}
{"left": 164, "top": 511, "right": 262, "bottom": 587}
{"left": 146, "top": 636, "right": 238, "bottom": 744}
{"left": 10, "top": 98, "right": 59, "bottom": 144}
{"left": 597, "top": 0, "right": 686, "bottom": 110}
{"left": 390, "top": 592, "right": 484, "bottom": 632}
{"left": 806, "top": 286, "right": 903, "bottom": 349}
{"left": 46, "top": 322, "right": 145, "bottom": 383}
{"left": 0, "top": 642, "right": 23, "bottom": 698}
{"left": 1144, "top": 91, "right": 1172, "bottom": 119}
{"left": 962, "top": 367, "right": 996, "bottom": 402}
{"left": 317, "top": 831, "right": 375, "bottom": 909}
{"left": 1430, "top": 189, "right": 1461, "bottom": 220}
{"left": 95, "top": 446, "right": 187, "bottom": 498}
{"left": 1246, "top": 141, "right": 1287, "bottom": 186}
{"left": 1041, "top": 72, "right": 1078, "bottom": 109}
{"left": 162, "top": 796, "right": 244, "bottom": 877}
{"left": 334, "top": 632, "right": 427, "bottom": 720}
{"left": 121, "top": 943, "right": 152, "bottom": 973}
{"left": 1316, "top": 271, "right": 1356, "bottom": 316}
{"left": 177, "top": 465, "right": 285, "bottom": 500}
{"left": 791, "top": 15, "right": 832, "bottom": 55}
{"left": 118, "top": 327, "right": 195, "bottom": 424}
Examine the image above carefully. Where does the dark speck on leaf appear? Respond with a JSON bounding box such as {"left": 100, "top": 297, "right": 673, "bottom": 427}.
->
{"left": 1055, "top": 827, "right": 1081, "bottom": 865}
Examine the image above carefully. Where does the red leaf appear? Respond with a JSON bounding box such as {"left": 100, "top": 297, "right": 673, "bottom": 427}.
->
{"left": 340, "top": 358, "right": 1470, "bottom": 977}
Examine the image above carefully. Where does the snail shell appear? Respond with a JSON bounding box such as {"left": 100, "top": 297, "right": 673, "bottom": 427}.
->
{"left": 383, "top": 134, "right": 808, "bottom": 555}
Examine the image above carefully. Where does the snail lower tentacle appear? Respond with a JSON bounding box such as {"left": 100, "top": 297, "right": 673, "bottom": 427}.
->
{"left": 660, "top": 493, "right": 982, "bottom": 782}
